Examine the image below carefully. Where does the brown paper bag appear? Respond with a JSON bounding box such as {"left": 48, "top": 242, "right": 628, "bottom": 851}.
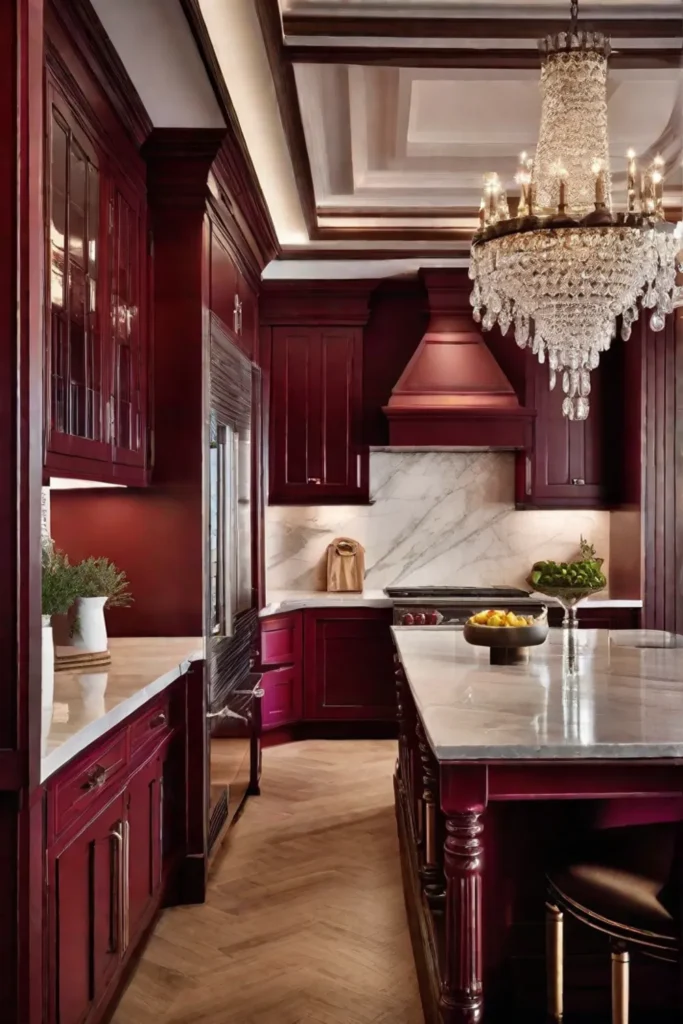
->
{"left": 326, "top": 537, "right": 365, "bottom": 593}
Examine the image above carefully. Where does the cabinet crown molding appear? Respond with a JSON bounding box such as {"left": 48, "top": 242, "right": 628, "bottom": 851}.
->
{"left": 260, "top": 280, "right": 378, "bottom": 326}
{"left": 143, "top": 128, "right": 227, "bottom": 210}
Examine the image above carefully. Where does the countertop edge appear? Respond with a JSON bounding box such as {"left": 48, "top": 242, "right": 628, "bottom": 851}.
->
{"left": 260, "top": 592, "right": 643, "bottom": 616}
{"left": 40, "top": 647, "right": 203, "bottom": 783}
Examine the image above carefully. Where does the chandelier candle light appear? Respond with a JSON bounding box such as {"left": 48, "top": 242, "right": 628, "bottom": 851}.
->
{"left": 469, "top": 0, "right": 682, "bottom": 420}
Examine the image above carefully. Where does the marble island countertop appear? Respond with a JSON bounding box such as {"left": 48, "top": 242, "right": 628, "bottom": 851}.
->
{"left": 41, "top": 637, "right": 203, "bottom": 782}
{"left": 261, "top": 589, "right": 642, "bottom": 616}
{"left": 392, "top": 626, "right": 683, "bottom": 762}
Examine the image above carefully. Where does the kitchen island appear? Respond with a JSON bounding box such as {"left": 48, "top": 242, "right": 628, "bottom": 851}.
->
{"left": 392, "top": 627, "right": 683, "bottom": 1023}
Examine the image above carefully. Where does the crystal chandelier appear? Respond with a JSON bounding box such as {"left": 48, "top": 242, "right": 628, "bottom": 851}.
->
{"left": 468, "top": 0, "right": 682, "bottom": 419}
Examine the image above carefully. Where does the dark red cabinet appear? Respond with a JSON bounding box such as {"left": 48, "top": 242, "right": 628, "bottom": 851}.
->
{"left": 208, "top": 221, "right": 257, "bottom": 360}
{"left": 52, "top": 790, "right": 125, "bottom": 1024}
{"left": 259, "top": 607, "right": 396, "bottom": 726}
{"left": 516, "top": 347, "right": 625, "bottom": 509}
{"left": 303, "top": 608, "right": 396, "bottom": 721}
{"left": 46, "top": 90, "right": 110, "bottom": 470}
{"left": 261, "top": 665, "right": 303, "bottom": 730}
{"left": 46, "top": 702, "right": 178, "bottom": 1024}
{"left": 269, "top": 326, "right": 368, "bottom": 504}
{"left": 44, "top": 80, "right": 149, "bottom": 485}
{"left": 126, "top": 742, "right": 167, "bottom": 942}
{"left": 259, "top": 613, "right": 302, "bottom": 731}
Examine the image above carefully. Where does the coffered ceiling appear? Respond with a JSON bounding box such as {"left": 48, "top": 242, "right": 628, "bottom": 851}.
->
{"left": 200, "top": 0, "right": 682, "bottom": 266}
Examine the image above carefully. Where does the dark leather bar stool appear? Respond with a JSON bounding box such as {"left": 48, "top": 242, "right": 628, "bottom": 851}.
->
{"left": 545, "top": 822, "right": 680, "bottom": 1023}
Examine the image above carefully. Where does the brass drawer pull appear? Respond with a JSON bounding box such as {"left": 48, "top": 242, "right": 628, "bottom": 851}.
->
{"left": 110, "top": 822, "right": 124, "bottom": 953}
{"left": 82, "top": 764, "right": 108, "bottom": 791}
{"left": 150, "top": 712, "right": 167, "bottom": 728}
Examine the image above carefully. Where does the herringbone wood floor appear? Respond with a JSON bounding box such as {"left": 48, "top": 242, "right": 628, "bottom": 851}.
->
{"left": 112, "top": 739, "right": 423, "bottom": 1024}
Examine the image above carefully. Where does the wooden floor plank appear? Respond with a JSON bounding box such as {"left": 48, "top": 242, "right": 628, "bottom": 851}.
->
{"left": 112, "top": 740, "right": 423, "bottom": 1024}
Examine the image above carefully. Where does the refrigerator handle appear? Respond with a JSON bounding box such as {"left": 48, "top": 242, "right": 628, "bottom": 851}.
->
{"left": 220, "top": 426, "right": 235, "bottom": 638}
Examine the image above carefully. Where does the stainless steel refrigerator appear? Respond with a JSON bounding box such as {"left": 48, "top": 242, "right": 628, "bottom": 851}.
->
{"left": 206, "top": 316, "right": 261, "bottom": 852}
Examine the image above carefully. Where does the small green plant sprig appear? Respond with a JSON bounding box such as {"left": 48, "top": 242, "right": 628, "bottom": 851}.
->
{"left": 74, "top": 557, "right": 133, "bottom": 608}
{"left": 42, "top": 541, "right": 79, "bottom": 617}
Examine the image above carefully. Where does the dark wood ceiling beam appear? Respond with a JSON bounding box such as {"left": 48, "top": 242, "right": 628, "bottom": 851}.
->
{"left": 283, "top": 15, "right": 681, "bottom": 41}
{"left": 254, "top": 0, "right": 317, "bottom": 239}
{"left": 279, "top": 244, "right": 469, "bottom": 260}
{"left": 287, "top": 45, "right": 682, "bottom": 70}
{"left": 318, "top": 205, "right": 479, "bottom": 219}
{"left": 311, "top": 225, "right": 475, "bottom": 242}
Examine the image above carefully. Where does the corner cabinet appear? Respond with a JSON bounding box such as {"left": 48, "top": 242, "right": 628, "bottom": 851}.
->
{"left": 258, "top": 607, "right": 397, "bottom": 726}
{"left": 44, "top": 82, "right": 149, "bottom": 486}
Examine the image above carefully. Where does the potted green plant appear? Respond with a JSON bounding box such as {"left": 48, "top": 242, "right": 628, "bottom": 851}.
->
{"left": 42, "top": 540, "right": 78, "bottom": 706}
{"left": 71, "top": 557, "right": 133, "bottom": 653}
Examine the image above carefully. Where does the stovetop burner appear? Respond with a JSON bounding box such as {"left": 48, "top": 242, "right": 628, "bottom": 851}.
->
{"left": 384, "top": 586, "right": 531, "bottom": 600}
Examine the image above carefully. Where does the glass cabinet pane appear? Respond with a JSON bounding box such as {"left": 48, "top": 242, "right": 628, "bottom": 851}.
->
{"left": 111, "top": 188, "right": 141, "bottom": 455}
{"left": 50, "top": 117, "right": 68, "bottom": 433}
{"left": 48, "top": 103, "right": 103, "bottom": 446}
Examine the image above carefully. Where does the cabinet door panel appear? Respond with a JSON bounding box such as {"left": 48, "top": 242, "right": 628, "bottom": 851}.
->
{"left": 261, "top": 665, "right": 303, "bottom": 730}
{"left": 271, "top": 328, "right": 320, "bottom": 493}
{"left": 303, "top": 609, "right": 395, "bottom": 721}
{"left": 517, "top": 352, "right": 609, "bottom": 508}
{"left": 110, "top": 179, "right": 146, "bottom": 469}
{"left": 127, "top": 748, "right": 164, "bottom": 943}
{"left": 46, "top": 93, "right": 110, "bottom": 465}
{"left": 321, "top": 329, "right": 356, "bottom": 489}
{"left": 53, "top": 791, "right": 125, "bottom": 1024}
{"left": 260, "top": 612, "right": 301, "bottom": 667}
{"left": 269, "top": 327, "right": 367, "bottom": 503}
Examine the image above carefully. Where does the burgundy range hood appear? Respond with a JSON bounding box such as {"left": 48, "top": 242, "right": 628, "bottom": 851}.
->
{"left": 383, "top": 270, "right": 534, "bottom": 449}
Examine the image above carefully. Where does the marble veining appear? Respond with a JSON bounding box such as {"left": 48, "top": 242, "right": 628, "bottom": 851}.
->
{"left": 266, "top": 451, "right": 611, "bottom": 591}
{"left": 393, "top": 627, "right": 683, "bottom": 761}
{"left": 41, "top": 637, "right": 203, "bottom": 781}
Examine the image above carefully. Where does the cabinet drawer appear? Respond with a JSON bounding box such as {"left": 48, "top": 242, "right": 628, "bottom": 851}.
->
{"left": 261, "top": 665, "right": 302, "bottom": 730}
{"left": 261, "top": 614, "right": 300, "bottom": 666}
{"left": 53, "top": 732, "right": 128, "bottom": 837}
{"left": 130, "top": 695, "right": 171, "bottom": 757}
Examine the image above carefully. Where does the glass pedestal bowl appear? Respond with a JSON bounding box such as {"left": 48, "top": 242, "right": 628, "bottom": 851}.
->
{"left": 526, "top": 577, "right": 606, "bottom": 629}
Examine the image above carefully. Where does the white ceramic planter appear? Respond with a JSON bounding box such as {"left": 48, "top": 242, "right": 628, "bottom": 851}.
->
{"left": 42, "top": 615, "right": 54, "bottom": 709}
{"left": 71, "top": 596, "right": 108, "bottom": 653}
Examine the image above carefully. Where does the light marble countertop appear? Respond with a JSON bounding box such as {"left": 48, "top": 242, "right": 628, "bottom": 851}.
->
{"left": 261, "top": 589, "right": 642, "bottom": 616}
{"left": 260, "top": 590, "right": 393, "bottom": 615}
{"left": 41, "top": 637, "right": 203, "bottom": 782}
{"left": 392, "top": 626, "right": 683, "bottom": 762}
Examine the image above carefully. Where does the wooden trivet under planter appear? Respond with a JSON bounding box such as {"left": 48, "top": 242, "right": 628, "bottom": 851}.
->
{"left": 54, "top": 647, "right": 112, "bottom": 672}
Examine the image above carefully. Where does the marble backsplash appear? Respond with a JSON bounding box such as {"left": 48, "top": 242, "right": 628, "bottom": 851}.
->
{"left": 266, "top": 452, "right": 611, "bottom": 592}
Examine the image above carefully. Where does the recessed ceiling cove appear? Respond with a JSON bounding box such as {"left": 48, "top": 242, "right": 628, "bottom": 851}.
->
{"left": 250, "top": 0, "right": 682, "bottom": 253}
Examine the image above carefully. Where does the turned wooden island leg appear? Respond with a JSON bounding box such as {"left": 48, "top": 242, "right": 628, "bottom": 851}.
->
{"left": 440, "top": 811, "right": 485, "bottom": 1024}
{"left": 417, "top": 720, "right": 445, "bottom": 907}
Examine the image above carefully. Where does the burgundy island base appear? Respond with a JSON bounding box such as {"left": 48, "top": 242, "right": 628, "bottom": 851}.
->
{"left": 393, "top": 626, "right": 683, "bottom": 1024}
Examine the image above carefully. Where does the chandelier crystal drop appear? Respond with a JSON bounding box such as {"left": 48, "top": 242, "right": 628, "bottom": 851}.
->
{"left": 468, "top": 0, "right": 682, "bottom": 420}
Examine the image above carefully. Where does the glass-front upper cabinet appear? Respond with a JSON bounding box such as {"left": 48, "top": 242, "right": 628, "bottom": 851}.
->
{"left": 44, "top": 83, "right": 148, "bottom": 484}
{"left": 47, "top": 91, "right": 109, "bottom": 466}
